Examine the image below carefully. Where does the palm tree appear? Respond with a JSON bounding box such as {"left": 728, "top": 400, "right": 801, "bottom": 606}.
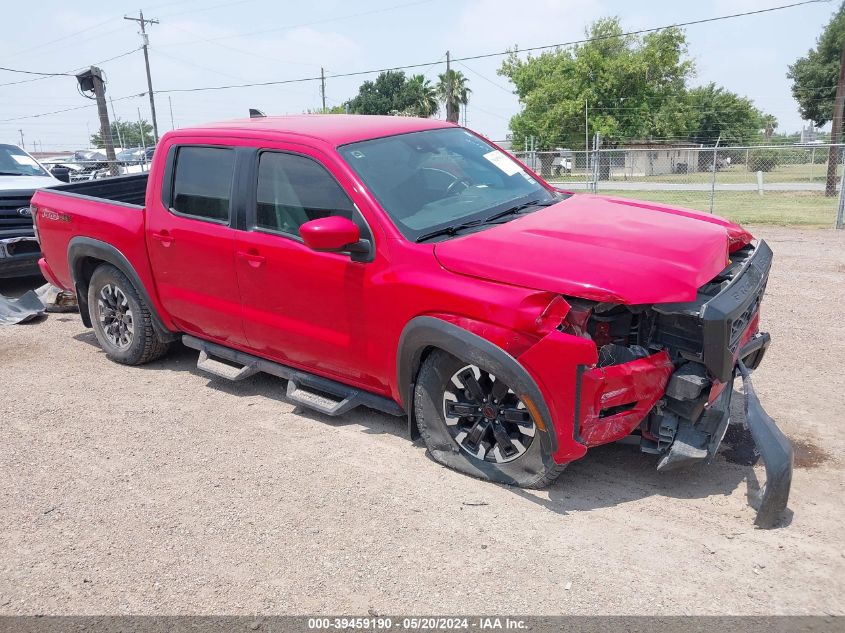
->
{"left": 436, "top": 69, "right": 471, "bottom": 123}
{"left": 762, "top": 114, "right": 778, "bottom": 141}
{"left": 405, "top": 75, "right": 439, "bottom": 117}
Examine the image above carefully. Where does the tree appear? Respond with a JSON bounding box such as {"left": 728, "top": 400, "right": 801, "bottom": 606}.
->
{"left": 346, "top": 70, "right": 410, "bottom": 115}
{"left": 762, "top": 114, "right": 778, "bottom": 141}
{"left": 789, "top": 2, "right": 845, "bottom": 195}
{"left": 403, "top": 75, "right": 439, "bottom": 117}
{"left": 90, "top": 118, "right": 153, "bottom": 149}
{"left": 498, "top": 18, "right": 694, "bottom": 150}
{"left": 345, "top": 70, "right": 439, "bottom": 117}
{"left": 788, "top": 2, "right": 845, "bottom": 126}
{"left": 436, "top": 69, "right": 471, "bottom": 123}
{"left": 685, "top": 84, "right": 769, "bottom": 145}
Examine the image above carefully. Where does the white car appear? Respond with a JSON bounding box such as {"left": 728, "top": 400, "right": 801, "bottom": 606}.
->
{"left": 0, "top": 144, "right": 62, "bottom": 277}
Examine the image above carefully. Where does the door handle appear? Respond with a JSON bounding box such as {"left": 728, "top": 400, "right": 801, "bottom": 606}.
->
{"left": 237, "top": 250, "right": 266, "bottom": 268}
{"left": 151, "top": 230, "right": 174, "bottom": 247}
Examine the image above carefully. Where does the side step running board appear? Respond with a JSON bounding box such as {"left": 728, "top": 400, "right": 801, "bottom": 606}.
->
{"left": 183, "top": 334, "right": 404, "bottom": 419}
{"left": 197, "top": 349, "right": 258, "bottom": 381}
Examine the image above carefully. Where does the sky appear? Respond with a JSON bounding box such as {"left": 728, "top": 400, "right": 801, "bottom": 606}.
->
{"left": 0, "top": 0, "right": 839, "bottom": 152}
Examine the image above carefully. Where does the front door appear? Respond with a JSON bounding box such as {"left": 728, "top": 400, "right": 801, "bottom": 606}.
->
{"left": 233, "top": 148, "right": 384, "bottom": 392}
{"left": 146, "top": 144, "right": 246, "bottom": 346}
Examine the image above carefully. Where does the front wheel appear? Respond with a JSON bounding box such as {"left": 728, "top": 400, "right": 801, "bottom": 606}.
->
{"left": 87, "top": 264, "right": 170, "bottom": 365}
{"left": 413, "top": 349, "right": 565, "bottom": 488}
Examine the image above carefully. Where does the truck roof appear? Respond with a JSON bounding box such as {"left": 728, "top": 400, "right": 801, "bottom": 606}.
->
{"left": 173, "top": 115, "right": 456, "bottom": 146}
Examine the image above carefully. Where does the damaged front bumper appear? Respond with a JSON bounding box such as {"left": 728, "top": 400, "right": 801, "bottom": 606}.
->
{"left": 655, "top": 333, "right": 792, "bottom": 527}
{"left": 552, "top": 239, "right": 792, "bottom": 526}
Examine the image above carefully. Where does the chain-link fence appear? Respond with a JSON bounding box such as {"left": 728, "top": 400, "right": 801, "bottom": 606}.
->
{"left": 38, "top": 152, "right": 153, "bottom": 183}
{"left": 513, "top": 144, "right": 845, "bottom": 228}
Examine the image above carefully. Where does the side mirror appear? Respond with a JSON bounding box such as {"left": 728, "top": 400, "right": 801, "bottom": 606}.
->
{"left": 300, "top": 216, "right": 362, "bottom": 253}
{"left": 51, "top": 166, "right": 71, "bottom": 183}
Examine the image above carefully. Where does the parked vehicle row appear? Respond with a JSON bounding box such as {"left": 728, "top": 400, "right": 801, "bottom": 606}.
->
{"left": 41, "top": 146, "right": 156, "bottom": 182}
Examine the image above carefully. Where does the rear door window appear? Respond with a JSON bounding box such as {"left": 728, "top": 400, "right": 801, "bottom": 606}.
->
{"left": 171, "top": 146, "right": 235, "bottom": 223}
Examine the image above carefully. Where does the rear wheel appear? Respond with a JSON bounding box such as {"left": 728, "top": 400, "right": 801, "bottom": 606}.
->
{"left": 87, "top": 264, "right": 170, "bottom": 365}
{"left": 414, "top": 349, "right": 565, "bottom": 488}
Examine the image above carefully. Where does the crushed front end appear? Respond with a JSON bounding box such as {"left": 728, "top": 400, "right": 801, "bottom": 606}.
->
{"left": 561, "top": 240, "right": 792, "bottom": 527}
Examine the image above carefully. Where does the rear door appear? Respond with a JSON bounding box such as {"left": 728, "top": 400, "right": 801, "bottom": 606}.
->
{"left": 146, "top": 143, "right": 247, "bottom": 346}
{"left": 233, "top": 145, "right": 386, "bottom": 392}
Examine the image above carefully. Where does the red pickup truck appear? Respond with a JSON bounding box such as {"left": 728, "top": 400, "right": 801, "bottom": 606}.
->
{"left": 32, "top": 115, "right": 792, "bottom": 526}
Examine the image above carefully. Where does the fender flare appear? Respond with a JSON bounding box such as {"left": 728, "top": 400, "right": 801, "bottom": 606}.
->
{"left": 67, "top": 236, "right": 177, "bottom": 341}
{"left": 396, "top": 315, "right": 556, "bottom": 453}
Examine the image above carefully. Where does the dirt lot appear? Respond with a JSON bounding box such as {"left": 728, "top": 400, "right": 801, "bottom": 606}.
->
{"left": 1, "top": 226, "right": 843, "bottom": 616}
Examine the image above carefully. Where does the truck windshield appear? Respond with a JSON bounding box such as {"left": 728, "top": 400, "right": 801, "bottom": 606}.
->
{"left": 338, "top": 127, "right": 557, "bottom": 241}
{"left": 0, "top": 144, "right": 50, "bottom": 178}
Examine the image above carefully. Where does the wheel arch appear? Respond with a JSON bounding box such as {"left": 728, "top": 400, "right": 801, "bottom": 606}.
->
{"left": 67, "top": 236, "right": 176, "bottom": 341}
{"left": 396, "top": 315, "right": 556, "bottom": 453}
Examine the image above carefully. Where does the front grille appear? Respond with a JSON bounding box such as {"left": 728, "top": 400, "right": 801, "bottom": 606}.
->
{"left": 728, "top": 284, "right": 765, "bottom": 353}
{"left": 701, "top": 240, "right": 773, "bottom": 382}
{"left": 0, "top": 191, "right": 36, "bottom": 239}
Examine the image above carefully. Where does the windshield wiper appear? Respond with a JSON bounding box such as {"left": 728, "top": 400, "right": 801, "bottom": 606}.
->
{"left": 0, "top": 171, "right": 30, "bottom": 176}
{"left": 484, "top": 198, "right": 558, "bottom": 223}
{"left": 415, "top": 218, "right": 487, "bottom": 243}
{"left": 415, "top": 198, "right": 560, "bottom": 243}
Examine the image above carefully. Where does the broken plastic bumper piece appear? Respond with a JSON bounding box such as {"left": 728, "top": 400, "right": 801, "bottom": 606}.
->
{"left": 737, "top": 359, "right": 793, "bottom": 528}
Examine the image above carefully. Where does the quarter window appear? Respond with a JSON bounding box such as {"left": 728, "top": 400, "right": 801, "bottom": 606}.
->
{"left": 256, "top": 152, "right": 355, "bottom": 236}
{"left": 171, "top": 146, "right": 234, "bottom": 222}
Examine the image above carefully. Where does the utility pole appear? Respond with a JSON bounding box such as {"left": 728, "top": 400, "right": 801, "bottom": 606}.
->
{"left": 320, "top": 67, "right": 327, "bottom": 113}
{"left": 825, "top": 37, "right": 845, "bottom": 196}
{"left": 109, "top": 96, "right": 124, "bottom": 149}
{"left": 18, "top": 129, "right": 24, "bottom": 149}
{"left": 709, "top": 135, "right": 722, "bottom": 213}
{"left": 125, "top": 10, "right": 160, "bottom": 143}
{"left": 138, "top": 108, "right": 147, "bottom": 149}
{"left": 445, "top": 50, "right": 454, "bottom": 123}
{"left": 169, "top": 96, "right": 175, "bottom": 130}
{"left": 89, "top": 67, "right": 118, "bottom": 175}
{"left": 584, "top": 99, "right": 589, "bottom": 172}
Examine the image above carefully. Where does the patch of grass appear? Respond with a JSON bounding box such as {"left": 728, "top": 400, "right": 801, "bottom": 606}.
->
{"left": 588, "top": 189, "right": 837, "bottom": 227}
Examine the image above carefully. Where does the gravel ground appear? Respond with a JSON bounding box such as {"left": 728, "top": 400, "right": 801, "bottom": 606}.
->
{"left": 1, "top": 226, "right": 843, "bottom": 616}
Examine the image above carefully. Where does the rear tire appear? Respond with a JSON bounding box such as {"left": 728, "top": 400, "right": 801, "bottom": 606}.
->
{"left": 87, "top": 264, "right": 170, "bottom": 365}
{"left": 414, "top": 349, "right": 565, "bottom": 489}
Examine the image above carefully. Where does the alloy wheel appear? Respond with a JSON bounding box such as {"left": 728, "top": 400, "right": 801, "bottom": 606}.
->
{"left": 442, "top": 365, "right": 536, "bottom": 463}
{"left": 97, "top": 284, "right": 134, "bottom": 349}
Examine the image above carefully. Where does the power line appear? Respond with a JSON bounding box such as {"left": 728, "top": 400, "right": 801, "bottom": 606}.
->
{"left": 0, "top": 66, "right": 75, "bottom": 77}
{"left": 6, "top": 0, "right": 828, "bottom": 124}
{"left": 455, "top": 60, "right": 512, "bottom": 94}
{"left": 0, "top": 93, "right": 146, "bottom": 123}
{"left": 1, "top": 16, "right": 122, "bottom": 61}
{"left": 0, "top": 48, "right": 141, "bottom": 88}
{"left": 152, "top": 0, "right": 829, "bottom": 94}
{"left": 160, "top": 0, "right": 436, "bottom": 48}
{"left": 454, "top": 0, "right": 832, "bottom": 64}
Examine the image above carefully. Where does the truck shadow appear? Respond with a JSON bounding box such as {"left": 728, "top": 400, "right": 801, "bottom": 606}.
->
{"left": 72, "top": 332, "right": 776, "bottom": 520}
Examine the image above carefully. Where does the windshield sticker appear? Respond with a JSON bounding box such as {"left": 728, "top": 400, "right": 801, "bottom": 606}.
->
{"left": 483, "top": 150, "right": 522, "bottom": 176}
{"left": 11, "top": 154, "right": 39, "bottom": 168}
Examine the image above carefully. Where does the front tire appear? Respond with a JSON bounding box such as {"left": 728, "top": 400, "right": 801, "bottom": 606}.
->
{"left": 413, "top": 349, "right": 565, "bottom": 489}
{"left": 87, "top": 264, "right": 170, "bottom": 365}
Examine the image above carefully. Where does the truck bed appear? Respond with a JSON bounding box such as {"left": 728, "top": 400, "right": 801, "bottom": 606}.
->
{"left": 32, "top": 174, "right": 160, "bottom": 311}
{"left": 46, "top": 174, "right": 148, "bottom": 207}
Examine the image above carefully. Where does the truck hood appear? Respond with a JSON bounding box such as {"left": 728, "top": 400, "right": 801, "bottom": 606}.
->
{"left": 0, "top": 175, "right": 61, "bottom": 191}
{"left": 433, "top": 194, "right": 745, "bottom": 304}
